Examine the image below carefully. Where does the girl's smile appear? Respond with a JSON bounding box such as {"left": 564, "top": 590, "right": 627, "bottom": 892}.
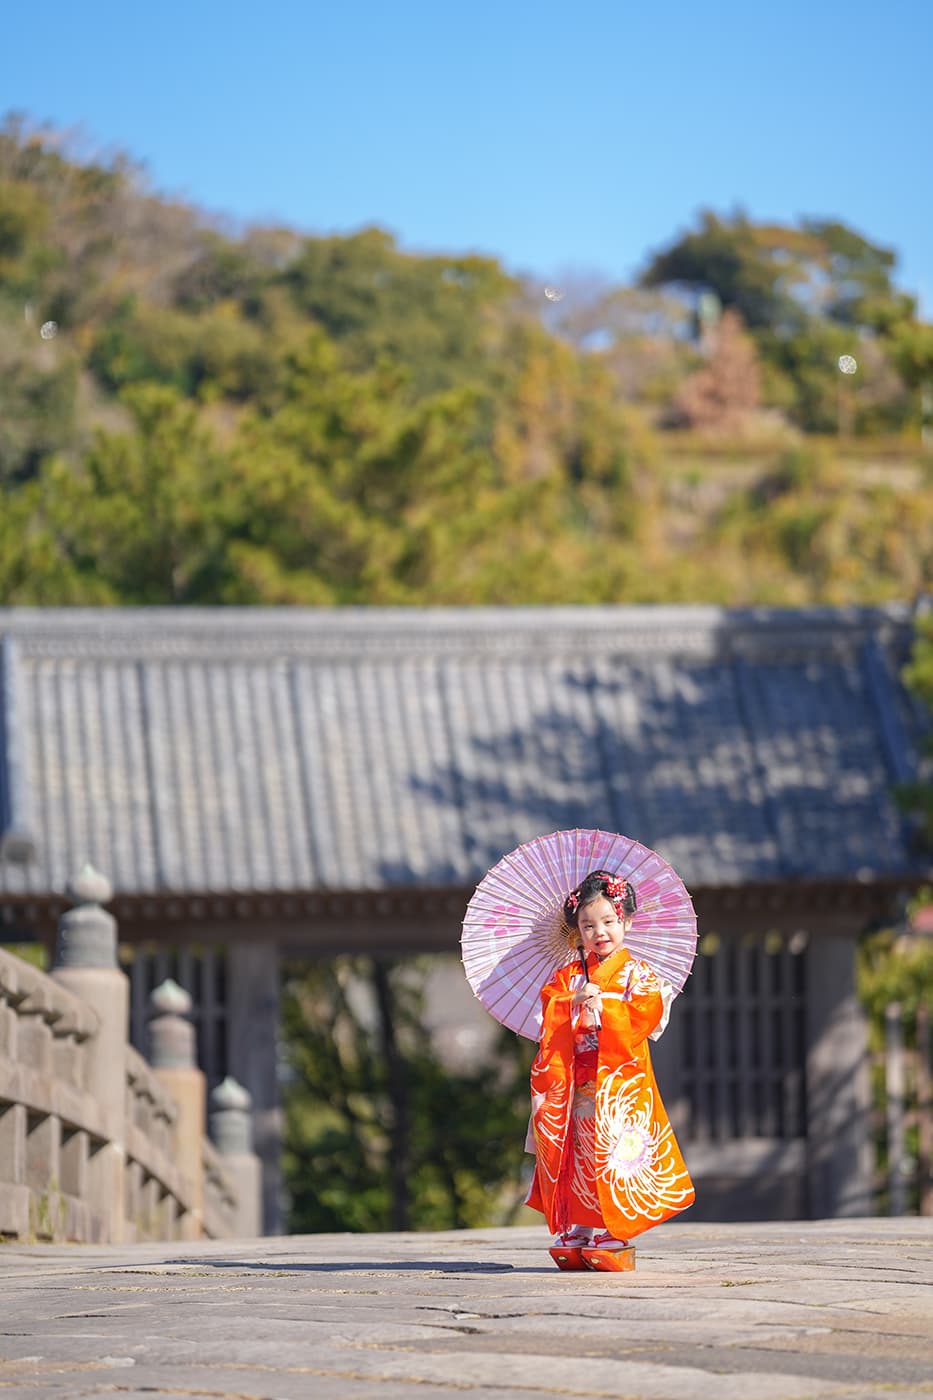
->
{"left": 577, "top": 895, "right": 632, "bottom": 961}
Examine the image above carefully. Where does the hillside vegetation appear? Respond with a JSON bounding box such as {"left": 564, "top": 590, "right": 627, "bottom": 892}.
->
{"left": 1, "top": 116, "right": 930, "bottom": 607}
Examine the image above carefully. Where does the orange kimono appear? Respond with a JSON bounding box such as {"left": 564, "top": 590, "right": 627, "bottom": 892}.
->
{"left": 526, "top": 946, "right": 694, "bottom": 1240}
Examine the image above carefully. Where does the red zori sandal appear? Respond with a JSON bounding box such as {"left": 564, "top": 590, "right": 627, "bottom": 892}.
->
{"left": 581, "top": 1232, "right": 635, "bottom": 1272}
{"left": 548, "top": 1228, "right": 594, "bottom": 1271}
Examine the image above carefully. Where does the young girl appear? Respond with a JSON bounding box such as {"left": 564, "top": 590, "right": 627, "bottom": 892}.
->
{"left": 525, "top": 869, "right": 694, "bottom": 1270}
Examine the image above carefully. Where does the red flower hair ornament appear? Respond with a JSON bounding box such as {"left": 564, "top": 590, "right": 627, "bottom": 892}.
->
{"left": 565, "top": 875, "right": 630, "bottom": 914}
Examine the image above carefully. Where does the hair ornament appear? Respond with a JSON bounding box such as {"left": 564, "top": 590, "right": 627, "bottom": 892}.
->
{"left": 605, "top": 877, "right": 628, "bottom": 901}
{"left": 566, "top": 890, "right": 580, "bottom": 911}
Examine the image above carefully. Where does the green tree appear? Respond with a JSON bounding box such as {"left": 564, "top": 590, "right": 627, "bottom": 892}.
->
{"left": 282, "top": 227, "right": 521, "bottom": 397}
{"left": 797, "top": 218, "right": 912, "bottom": 327}
{"left": 856, "top": 612, "right": 933, "bottom": 1216}
{"left": 759, "top": 317, "right": 861, "bottom": 433}
{"left": 640, "top": 211, "right": 816, "bottom": 331}
{"left": 282, "top": 956, "right": 534, "bottom": 1233}
{"left": 710, "top": 446, "right": 933, "bottom": 604}
{"left": 0, "top": 319, "right": 79, "bottom": 483}
{"left": 889, "top": 321, "right": 933, "bottom": 433}
{"left": 0, "top": 383, "right": 230, "bottom": 603}
{"left": 642, "top": 210, "right": 906, "bottom": 335}
{"left": 641, "top": 212, "right": 917, "bottom": 432}
{"left": 217, "top": 330, "right": 489, "bottom": 604}
{"left": 3, "top": 117, "right": 933, "bottom": 613}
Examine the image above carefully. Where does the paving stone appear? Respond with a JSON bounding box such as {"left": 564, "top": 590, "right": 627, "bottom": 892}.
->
{"left": 1, "top": 1220, "right": 931, "bottom": 1399}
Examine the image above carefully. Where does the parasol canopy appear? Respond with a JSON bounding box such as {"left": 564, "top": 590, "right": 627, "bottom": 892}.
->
{"left": 461, "top": 828, "right": 697, "bottom": 1040}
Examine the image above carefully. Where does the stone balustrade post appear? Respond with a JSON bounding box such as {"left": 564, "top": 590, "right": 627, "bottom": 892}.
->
{"left": 148, "top": 979, "right": 205, "bottom": 1239}
{"left": 50, "top": 865, "right": 127, "bottom": 1243}
{"left": 210, "top": 1077, "right": 262, "bottom": 1239}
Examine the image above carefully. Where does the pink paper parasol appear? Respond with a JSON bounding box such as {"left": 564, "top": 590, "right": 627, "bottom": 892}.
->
{"left": 461, "top": 828, "right": 697, "bottom": 1040}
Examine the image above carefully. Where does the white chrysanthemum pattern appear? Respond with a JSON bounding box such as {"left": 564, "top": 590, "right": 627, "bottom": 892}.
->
{"left": 595, "top": 1066, "right": 693, "bottom": 1225}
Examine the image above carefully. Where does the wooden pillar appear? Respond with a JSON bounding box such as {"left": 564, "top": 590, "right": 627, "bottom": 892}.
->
{"left": 805, "top": 934, "right": 873, "bottom": 1217}
{"left": 226, "top": 943, "right": 281, "bottom": 1234}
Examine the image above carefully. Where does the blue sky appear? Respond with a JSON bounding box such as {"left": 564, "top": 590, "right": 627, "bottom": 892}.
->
{"left": 3, "top": 0, "right": 931, "bottom": 309}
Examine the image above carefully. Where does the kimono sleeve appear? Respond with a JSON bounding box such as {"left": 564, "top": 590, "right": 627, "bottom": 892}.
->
{"left": 537, "top": 967, "right": 575, "bottom": 1040}
{"left": 648, "top": 974, "right": 675, "bottom": 1042}
{"left": 616, "top": 958, "right": 668, "bottom": 1045}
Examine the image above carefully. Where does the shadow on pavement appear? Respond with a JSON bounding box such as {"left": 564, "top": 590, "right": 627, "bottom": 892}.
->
{"left": 162, "top": 1258, "right": 516, "bottom": 1274}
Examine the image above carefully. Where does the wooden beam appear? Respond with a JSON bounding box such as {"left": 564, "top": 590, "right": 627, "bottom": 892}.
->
{"left": 3, "top": 874, "right": 918, "bottom": 957}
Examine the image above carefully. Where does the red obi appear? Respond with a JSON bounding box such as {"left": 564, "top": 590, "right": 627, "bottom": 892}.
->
{"left": 574, "top": 1047, "right": 598, "bottom": 1085}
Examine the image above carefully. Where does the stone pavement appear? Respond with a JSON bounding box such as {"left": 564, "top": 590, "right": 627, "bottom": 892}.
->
{"left": 1, "top": 1219, "right": 931, "bottom": 1400}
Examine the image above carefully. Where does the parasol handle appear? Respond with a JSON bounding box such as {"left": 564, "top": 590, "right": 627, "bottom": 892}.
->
{"left": 578, "top": 945, "right": 601, "bottom": 1029}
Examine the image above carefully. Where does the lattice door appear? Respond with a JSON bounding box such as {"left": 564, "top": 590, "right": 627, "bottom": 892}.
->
{"left": 677, "top": 932, "right": 808, "bottom": 1143}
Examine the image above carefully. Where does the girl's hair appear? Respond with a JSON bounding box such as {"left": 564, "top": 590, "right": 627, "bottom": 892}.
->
{"left": 563, "top": 869, "right": 637, "bottom": 927}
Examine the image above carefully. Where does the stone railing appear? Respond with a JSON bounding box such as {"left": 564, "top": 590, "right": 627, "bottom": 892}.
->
{"left": 0, "top": 867, "right": 261, "bottom": 1243}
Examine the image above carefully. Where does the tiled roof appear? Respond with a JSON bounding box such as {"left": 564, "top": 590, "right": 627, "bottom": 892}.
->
{"left": 0, "top": 605, "right": 929, "bottom": 896}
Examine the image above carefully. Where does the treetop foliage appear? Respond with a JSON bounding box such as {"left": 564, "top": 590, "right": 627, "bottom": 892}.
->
{"left": 640, "top": 208, "right": 910, "bottom": 332}
{"left": 1, "top": 117, "right": 931, "bottom": 608}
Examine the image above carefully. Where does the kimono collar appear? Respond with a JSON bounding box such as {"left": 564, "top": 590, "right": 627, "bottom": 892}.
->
{"left": 587, "top": 944, "right": 633, "bottom": 986}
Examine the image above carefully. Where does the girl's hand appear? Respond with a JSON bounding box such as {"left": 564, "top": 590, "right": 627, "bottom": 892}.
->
{"left": 572, "top": 982, "right": 602, "bottom": 1012}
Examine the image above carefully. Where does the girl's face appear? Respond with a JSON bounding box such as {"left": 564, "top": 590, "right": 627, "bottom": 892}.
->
{"left": 577, "top": 895, "right": 631, "bottom": 961}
